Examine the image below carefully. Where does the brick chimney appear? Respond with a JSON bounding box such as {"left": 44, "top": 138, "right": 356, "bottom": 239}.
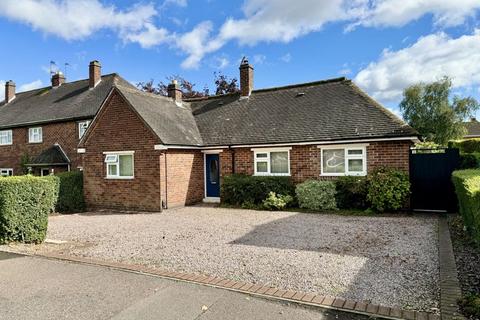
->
{"left": 89, "top": 60, "right": 101, "bottom": 88}
{"left": 4, "top": 80, "right": 15, "bottom": 103}
{"left": 51, "top": 72, "right": 65, "bottom": 88}
{"left": 167, "top": 80, "right": 182, "bottom": 102}
{"left": 239, "top": 58, "right": 254, "bottom": 97}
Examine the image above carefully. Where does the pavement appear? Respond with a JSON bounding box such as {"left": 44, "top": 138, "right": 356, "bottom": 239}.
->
{"left": 0, "top": 251, "right": 370, "bottom": 320}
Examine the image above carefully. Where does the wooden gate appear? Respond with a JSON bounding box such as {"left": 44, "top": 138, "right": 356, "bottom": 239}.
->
{"left": 409, "top": 148, "right": 460, "bottom": 212}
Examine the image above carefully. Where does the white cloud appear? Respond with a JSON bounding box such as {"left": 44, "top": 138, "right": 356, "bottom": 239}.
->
{"left": 253, "top": 54, "right": 266, "bottom": 64}
{"left": 19, "top": 80, "right": 43, "bottom": 92}
{"left": 280, "top": 53, "right": 292, "bottom": 63}
{"left": 123, "top": 23, "right": 170, "bottom": 48}
{"left": 339, "top": 68, "right": 352, "bottom": 75}
{"left": 347, "top": 0, "right": 480, "bottom": 30}
{"left": 354, "top": 30, "right": 480, "bottom": 101}
{"left": 0, "top": 81, "right": 4, "bottom": 101}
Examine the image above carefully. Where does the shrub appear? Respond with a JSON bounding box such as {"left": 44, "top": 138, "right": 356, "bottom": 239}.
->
{"left": 221, "top": 174, "right": 294, "bottom": 206}
{"left": 56, "top": 171, "right": 85, "bottom": 213}
{"left": 367, "top": 167, "right": 410, "bottom": 212}
{"left": 449, "top": 139, "right": 480, "bottom": 154}
{"left": 459, "top": 152, "right": 480, "bottom": 169}
{"left": 452, "top": 169, "right": 480, "bottom": 243}
{"left": 262, "top": 192, "right": 294, "bottom": 210}
{"left": 458, "top": 294, "right": 480, "bottom": 319}
{"left": 0, "top": 175, "right": 58, "bottom": 244}
{"left": 335, "top": 176, "right": 368, "bottom": 209}
{"left": 295, "top": 180, "right": 337, "bottom": 211}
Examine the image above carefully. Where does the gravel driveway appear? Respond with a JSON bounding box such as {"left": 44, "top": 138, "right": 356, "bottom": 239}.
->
{"left": 5, "top": 207, "right": 440, "bottom": 312}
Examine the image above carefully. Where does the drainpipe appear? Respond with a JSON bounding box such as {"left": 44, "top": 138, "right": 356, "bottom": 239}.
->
{"left": 163, "top": 152, "right": 168, "bottom": 209}
{"left": 230, "top": 146, "right": 235, "bottom": 174}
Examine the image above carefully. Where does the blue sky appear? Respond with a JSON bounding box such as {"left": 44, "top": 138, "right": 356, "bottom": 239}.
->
{"left": 0, "top": 0, "right": 479, "bottom": 118}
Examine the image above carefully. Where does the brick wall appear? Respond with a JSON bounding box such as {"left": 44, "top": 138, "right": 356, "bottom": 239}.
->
{"left": 162, "top": 150, "right": 204, "bottom": 208}
{"left": 82, "top": 90, "right": 162, "bottom": 211}
{"left": 219, "top": 140, "right": 412, "bottom": 183}
{"left": 0, "top": 121, "right": 86, "bottom": 175}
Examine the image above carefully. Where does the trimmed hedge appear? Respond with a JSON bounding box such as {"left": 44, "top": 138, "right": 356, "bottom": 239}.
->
{"left": 452, "top": 169, "right": 480, "bottom": 243}
{"left": 367, "top": 167, "right": 410, "bottom": 212}
{"left": 221, "top": 174, "right": 294, "bottom": 207}
{"left": 335, "top": 176, "right": 369, "bottom": 209}
{"left": 459, "top": 152, "right": 480, "bottom": 169}
{"left": 449, "top": 139, "right": 480, "bottom": 154}
{"left": 295, "top": 180, "right": 337, "bottom": 211}
{"left": 0, "top": 175, "right": 58, "bottom": 244}
{"left": 56, "top": 171, "right": 85, "bottom": 213}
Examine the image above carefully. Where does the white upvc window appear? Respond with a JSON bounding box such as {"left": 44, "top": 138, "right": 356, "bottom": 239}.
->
{"left": 104, "top": 151, "right": 134, "bottom": 179}
{"left": 78, "top": 120, "right": 91, "bottom": 139}
{"left": 319, "top": 144, "right": 367, "bottom": 176}
{"left": 0, "top": 130, "right": 12, "bottom": 145}
{"left": 28, "top": 127, "right": 43, "bottom": 143}
{"left": 0, "top": 168, "right": 13, "bottom": 176}
{"left": 252, "top": 147, "right": 291, "bottom": 176}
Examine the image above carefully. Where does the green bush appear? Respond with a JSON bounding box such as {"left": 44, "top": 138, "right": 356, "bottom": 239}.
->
{"left": 458, "top": 294, "right": 480, "bottom": 319}
{"left": 335, "top": 176, "right": 369, "bottom": 209}
{"left": 56, "top": 171, "right": 85, "bottom": 213}
{"left": 449, "top": 139, "right": 480, "bottom": 153}
{"left": 295, "top": 180, "right": 337, "bottom": 211}
{"left": 367, "top": 167, "right": 410, "bottom": 212}
{"left": 262, "top": 192, "right": 294, "bottom": 210}
{"left": 221, "top": 174, "right": 294, "bottom": 206}
{"left": 452, "top": 169, "right": 480, "bottom": 243}
{"left": 459, "top": 152, "right": 480, "bottom": 169}
{"left": 0, "top": 175, "right": 58, "bottom": 244}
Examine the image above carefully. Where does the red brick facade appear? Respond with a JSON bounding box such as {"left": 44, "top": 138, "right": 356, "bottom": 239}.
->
{"left": 0, "top": 120, "right": 86, "bottom": 175}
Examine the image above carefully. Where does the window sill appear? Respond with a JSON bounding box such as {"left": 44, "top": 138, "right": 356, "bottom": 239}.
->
{"left": 320, "top": 173, "right": 367, "bottom": 177}
{"left": 0, "top": 144, "right": 13, "bottom": 146}
{"left": 254, "top": 173, "right": 291, "bottom": 177}
{"left": 105, "top": 177, "right": 135, "bottom": 180}
{"left": 28, "top": 141, "right": 43, "bottom": 144}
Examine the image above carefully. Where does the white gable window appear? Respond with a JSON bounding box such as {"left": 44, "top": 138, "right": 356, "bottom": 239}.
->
{"left": 252, "top": 147, "right": 291, "bottom": 176}
{"left": 104, "top": 151, "right": 134, "bottom": 179}
{"left": 0, "top": 130, "right": 12, "bottom": 145}
{"left": 320, "top": 145, "right": 367, "bottom": 176}
{"left": 78, "top": 120, "right": 91, "bottom": 139}
{"left": 28, "top": 127, "right": 43, "bottom": 143}
{"left": 0, "top": 168, "right": 13, "bottom": 176}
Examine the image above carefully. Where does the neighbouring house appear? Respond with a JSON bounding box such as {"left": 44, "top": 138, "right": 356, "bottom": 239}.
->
{"left": 77, "top": 59, "right": 418, "bottom": 211}
{"left": 0, "top": 61, "right": 132, "bottom": 176}
{"left": 464, "top": 118, "right": 480, "bottom": 138}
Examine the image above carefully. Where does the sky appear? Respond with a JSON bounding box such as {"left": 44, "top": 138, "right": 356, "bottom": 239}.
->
{"left": 0, "top": 0, "right": 479, "bottom": 118}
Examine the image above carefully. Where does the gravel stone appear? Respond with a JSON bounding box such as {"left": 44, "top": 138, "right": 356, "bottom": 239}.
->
{"left": 3, "top": 207, "right": 440, "bottom": 311}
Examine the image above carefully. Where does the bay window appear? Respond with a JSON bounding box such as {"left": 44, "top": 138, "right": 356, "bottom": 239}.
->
{"left": 104, "top": 151, "right": 134, "bottom": 179}
{"left": 253, "top": 148, "right": 290, "bottom": 176}
{"left": 320, "top": 145, "right": 367, "bottom": 176}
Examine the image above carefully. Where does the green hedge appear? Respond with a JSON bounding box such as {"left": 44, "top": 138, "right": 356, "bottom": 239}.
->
{"left": 452, "top": 169, "right": 480, "bottom": 243}
{"left": 0, "top": 175, "right": 58, "bottom": 244}
{"left": 55, "top": 171, "right": 85, "bottom": 213}
{"left": 459, "top": 152, "right": 480, "bottom": 169}
{"left": 335, "top": 176, "right": 369, "bottom": 209}
{"left": 449, "top": 139, "right": 480, "bottom": 153}
{"left": 221, "top": 174, "right": 294, "bottom": 207}
{"left": 295, "top": 180, "right": 337, "bottom": 210}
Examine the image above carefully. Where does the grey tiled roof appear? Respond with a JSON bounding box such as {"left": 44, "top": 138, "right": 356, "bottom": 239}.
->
{"left": 464, "top": 120, "right": 480, "bottom": 137}
{"left": 0, "top": 74, "right": 133, "bottom": 129}
{"left": 26, "top": 144, "right": 70, "bottom": 166}
{"left": 115, "top": 85, "right": 204, "bottom": 146}
{"left": 188, "top": 78, "right": 417, "bottom": 146}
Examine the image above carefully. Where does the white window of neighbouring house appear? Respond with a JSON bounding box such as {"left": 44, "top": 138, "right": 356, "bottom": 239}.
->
{"left": 104, "top": 152, "right": 134, "bottom": 179}
{"left": 0, "top": 168, "right": 13, "bottom": 176}
{"left": 320, "top": 145, "right": 367, "bottom": 176}
{"left": 252, "top": 148, "right": 291, "bottom": 176}
{"left": 28, "top": 127, "right": 42, "bottom": 143}
{"left": 0, "top": 130, "right": 12, "bottom": 145}
{"left": 78, "top": 120, "right": 91, "bottom": 139}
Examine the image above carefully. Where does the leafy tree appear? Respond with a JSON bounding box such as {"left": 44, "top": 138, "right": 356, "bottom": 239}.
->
{"left": 137, "top": 72, "right": 239, "bottom": 98}
{"left": 400, "top": 77, "right": 479, "bottom": 145}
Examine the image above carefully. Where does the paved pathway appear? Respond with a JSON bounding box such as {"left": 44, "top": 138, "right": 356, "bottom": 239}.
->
{"left": 0, "top": 251, "right": 369, "bottom": 320}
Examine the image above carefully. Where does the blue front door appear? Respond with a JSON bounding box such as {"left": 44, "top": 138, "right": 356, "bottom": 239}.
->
{"left": 205, "top": 154, "right": 220, "bottom": 198}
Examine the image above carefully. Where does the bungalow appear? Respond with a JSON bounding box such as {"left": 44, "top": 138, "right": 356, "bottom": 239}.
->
{"left": 77, "top": 59, "right": 418, "bottom": 211}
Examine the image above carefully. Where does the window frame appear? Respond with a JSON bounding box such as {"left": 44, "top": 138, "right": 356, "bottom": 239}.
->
{"left": 0, "top": 130, "right": 12, "bottom": 145}
{"left": 28, "top": 127, "right": 43, "bottom": 143}
{"left": 252, "top": 147, "right": 291, "bottom": 176}
{"left": 0, "top": 168, "right": 13, "bottom": 176}
{"left": 78, "top": 120, "right": 91, "bottom": 139}
{"left": 103, "top": 151, "right": 135, "bottom": 179}
{"left": 319, "top": 144, "right": 367, "bottom": 177}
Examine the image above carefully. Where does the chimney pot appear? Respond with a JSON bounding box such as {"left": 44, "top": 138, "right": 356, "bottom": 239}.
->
{"left": 51, "top": 72, "right": 66, "bottom": 87}
{"left": 239, "top": 58, "right": 254, "bottom": 97}
{"left": 5, "top": 80, "right": 15, "bottom": 103}
{"left": 89, "top": 60, "right": 101, "bottom": 88}
{"left": 167, "top": 80, "right": 182, "bottom": 102}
